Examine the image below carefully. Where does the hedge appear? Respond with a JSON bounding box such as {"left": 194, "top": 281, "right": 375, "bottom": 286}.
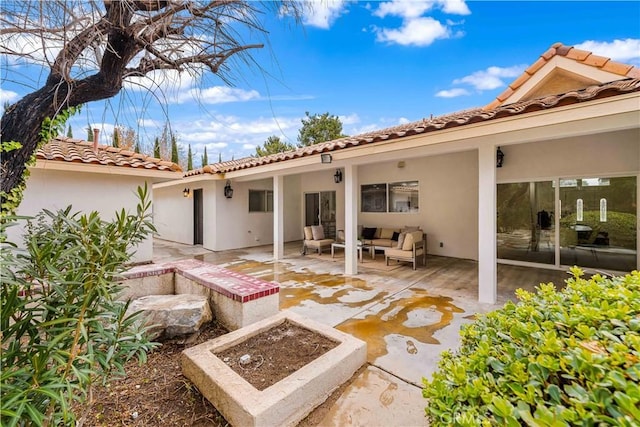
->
{"left": 423, "top": 268, "right": 640, "bottom": 426}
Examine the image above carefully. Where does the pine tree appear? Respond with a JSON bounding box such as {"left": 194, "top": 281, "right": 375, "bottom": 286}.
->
{"left": 187, "top": 145, "right": 193, "bottom": 171}
{"left": 153, "top": 137, "right": 160, "bottom": 158}
{"left": 66, "top": 125, "right": 73, "bottom": 138}
{"left": 171, "top": 134, "right": 179, "bottom": 163}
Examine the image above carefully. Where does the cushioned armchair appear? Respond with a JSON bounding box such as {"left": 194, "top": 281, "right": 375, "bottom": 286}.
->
{"left": 384, "top": 230, "right": 426, "bottom": 270}
{"left": 302, "top": 225, "right": 334, "bottom": 255}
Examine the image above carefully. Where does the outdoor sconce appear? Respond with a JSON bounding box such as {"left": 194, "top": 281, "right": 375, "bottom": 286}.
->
{"left": 320, "top": 153, "right": 332, "bottom": 164}
{"left": 224, "top": 180, "right": 234, "bottom": 199}
{"left": 183, "top": 188, "right": 190, "bottom": 198}
{"left": 496, "top": 146, "right": 504, "bottom": 168}
{"left": 334, "top": 169, "right": 343, "bottom": 183}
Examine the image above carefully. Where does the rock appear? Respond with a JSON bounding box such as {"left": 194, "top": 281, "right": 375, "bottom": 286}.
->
{"left": 127, "top": 294, "right": 213, "bottom": 340}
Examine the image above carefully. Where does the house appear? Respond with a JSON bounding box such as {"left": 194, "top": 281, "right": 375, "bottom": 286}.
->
{"left": 10, "top": 133, "right": 183, "bottom": 263}
{"left": 153, "top": 42, "right": 640, "bottom": 303}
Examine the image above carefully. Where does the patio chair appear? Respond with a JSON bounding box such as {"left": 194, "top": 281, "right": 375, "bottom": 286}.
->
{"left": 301, "top": 225, "right": 334, "bottom": 255}
{"left": 384, "top": 231, "right": 426, "bottom": 270}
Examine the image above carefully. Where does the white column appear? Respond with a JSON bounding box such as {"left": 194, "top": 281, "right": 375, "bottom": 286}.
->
{"left": 273, "top": 175, "right": 284, "bottom": 260}
{"left": 345, "top": 164, "right": 358, "bottom": 275}
{"left": 478, "top": 145, "right": 497, "bottom": 303}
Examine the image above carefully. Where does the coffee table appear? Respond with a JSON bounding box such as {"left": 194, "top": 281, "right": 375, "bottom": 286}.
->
{"left": 331, "top": 242, "right": 363, "bottom": 262}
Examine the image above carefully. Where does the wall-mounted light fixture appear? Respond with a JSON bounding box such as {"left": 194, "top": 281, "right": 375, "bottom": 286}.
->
{"left": 397, "top": 161, "right": 406, "bottom": 169}
{"left": 224, "top": 180, "right": 234, "bottom": 199}
{"left": 320, "top": 153, "right": 332, "bottom": 164}
{"left": 183, "top": 188, "right": 190, "bottom": 198}
{"left": 496, "top": 146, "right": 504, "bottom": 168}
{"left": 334, "top": 169, "right": 343, "bottom": 183}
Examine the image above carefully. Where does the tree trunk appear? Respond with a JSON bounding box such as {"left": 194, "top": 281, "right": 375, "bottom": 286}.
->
{"left": 1, "top": 73, "right": 123, "bottom": 199}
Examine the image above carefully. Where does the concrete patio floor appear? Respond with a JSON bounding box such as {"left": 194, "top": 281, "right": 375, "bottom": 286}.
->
{"left": 152, "top": 239, "right": 572, "bottom": 426}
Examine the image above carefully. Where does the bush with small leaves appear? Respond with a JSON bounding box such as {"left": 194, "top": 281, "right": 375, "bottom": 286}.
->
{"left": 423, "top": 267, "right": 640, "bottom": 426}
{"left": 1, "top": 184, "right": 159, "bottom": 426}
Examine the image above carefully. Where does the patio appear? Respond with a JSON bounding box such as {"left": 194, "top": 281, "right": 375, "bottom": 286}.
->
{"left": 152, "top": 238, "right": 571, "bottom": 426}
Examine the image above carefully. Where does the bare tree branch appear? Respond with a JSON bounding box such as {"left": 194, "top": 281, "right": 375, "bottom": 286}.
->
{"left": 0, "top": 0, "right": 304, "bottom": 201}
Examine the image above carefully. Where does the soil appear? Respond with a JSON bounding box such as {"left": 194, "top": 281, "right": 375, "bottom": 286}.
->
{"left": 78, "top": 320, "right": 362, "bottom": 426}
{"left": 215, "top": 320, "right": 338, "bottom": 391}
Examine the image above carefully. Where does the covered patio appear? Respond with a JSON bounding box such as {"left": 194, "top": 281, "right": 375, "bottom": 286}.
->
{"left": 153, "top": 238, "right": 571, "bottom": 426}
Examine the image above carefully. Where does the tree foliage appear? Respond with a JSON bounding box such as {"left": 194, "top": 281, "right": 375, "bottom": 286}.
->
{"left": 0, "top": 0, "right": 303, "bottom": 200}
{"left": 297, "top": 112, "right": 347, "bottom": 147}
{"left": 255, "top": 135, "right": 295, "bottom": 157}
{"left": 423, "top": 268, "right": 640, "bottom": 426}
{"left": 171, "top": 134, "right": 179, "bottom": 163}
{"left": 202, "top": 146, "right": 209, "bottom": 166}
{"left": 187, "top": 144, "right": 193, "bottom": 171}
{"left": 0, "top": 185, "right": 158, "bottom": 426}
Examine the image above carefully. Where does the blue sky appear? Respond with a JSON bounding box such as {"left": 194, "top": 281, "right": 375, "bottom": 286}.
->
{"left": 1, "top": 1, "right": 639, "bottom": 165}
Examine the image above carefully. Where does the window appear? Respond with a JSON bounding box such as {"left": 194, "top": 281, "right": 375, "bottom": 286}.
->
{"left": 388, "top": 181, "right": 419, "bottom": 212}
{"left": 249, "top": 190, "right": 273, "bottom": 212}
{"left": 361, "top": 181, "right": 419, "bottom": 213}
{"left": 361, "top": 184, "right": 387, "bottom": 212}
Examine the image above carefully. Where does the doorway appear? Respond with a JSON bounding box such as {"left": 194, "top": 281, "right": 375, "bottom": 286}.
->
{"left": 193, "top": 189, "right": 203, "bottom": 245}
{"left": 304, "top": 191, "right": 336, "bottom": 239}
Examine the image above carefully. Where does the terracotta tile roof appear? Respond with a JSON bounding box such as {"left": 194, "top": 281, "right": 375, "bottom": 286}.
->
{"left": 185, "top": 77, "right": 640, "bottom": 177}
{"left": 37, "top": 137, "right": 182, "bottom": 172}
{"left": 484, "top": 42, "right": 640, "bottom": 110}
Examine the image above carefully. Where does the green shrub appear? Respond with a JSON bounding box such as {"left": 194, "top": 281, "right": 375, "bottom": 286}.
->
{"left": 1, "top": 185, "right": 158, "bottom": 426}
{"left": 423, "top": 268, "right": 640, "bottom": 426}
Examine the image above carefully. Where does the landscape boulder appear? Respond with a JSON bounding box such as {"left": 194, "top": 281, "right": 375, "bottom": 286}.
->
{"left": 127, "top": 294, "right": 213, "bottom": 340}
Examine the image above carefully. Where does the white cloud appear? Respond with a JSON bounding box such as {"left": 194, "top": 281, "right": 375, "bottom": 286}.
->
{"left": 435, "top": 88, "right": 470, "bottom": 98}
{"left": 0, "top": 88, "right": 20, "bottom": 105}
{"left": 574, "top": 38, "right": 640, "bottom": 64}
{"left": 375, "top": 17, "right": 449, "bottom": 47}
{"left": 374, "top": 1, "right": 434, "bottom": 19}
{"left": 453, "top": 65, "right": 525, "bottom": 91}
{"left": 242, "top": 143, "right": 256, "bottom": 150}
{"left": 177, "top": 86, "right": 260, "bottom": 105}
{"left": 440, "top": 0, "right": 471, "bottom": 15}
{"left": 302, "top": 0, "right": 348, "bottom": 29}
{"left": 339, "top": 113, "right": 360, "bottom": 125}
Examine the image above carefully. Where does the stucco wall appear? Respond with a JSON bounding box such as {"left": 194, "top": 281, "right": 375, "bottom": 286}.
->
{"left": 359, "top": 150, "right": 479, "bottom": 260}
{"left": 153, "top": 184, "right": 194, "bottom": 245}
{"left": 11, "top": 168, "right": 155, "bottom": 263}
{"left": 497, "top": 129, "right": 639, "bottom": 181}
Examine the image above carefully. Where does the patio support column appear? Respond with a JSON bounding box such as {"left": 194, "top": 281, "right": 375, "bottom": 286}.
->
{"left": 273, "top": 175, "right": 284, "bottom": 260}
{"left": 478, "top": 145, "right": 497, "bottom": 304}
{"left": 345, "top": 164, "right": 358, "bottom": 275}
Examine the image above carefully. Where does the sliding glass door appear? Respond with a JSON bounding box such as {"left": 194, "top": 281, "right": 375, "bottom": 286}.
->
{"left": 558, "top": 176, "right": 637, "bottom": 271}
{"left": 497, "top": 181, "right": 555, "bottom": 264}
{"left": 498, "top": 176, "right": 637, "bottom": 273}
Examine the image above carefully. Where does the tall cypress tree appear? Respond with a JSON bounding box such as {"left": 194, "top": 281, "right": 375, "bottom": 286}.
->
{"left": 66, "top": 125, "right": 73, "bottom": 138}
{"left": 218, "top": 152, "right": 222, "bottom": 163}
{"left": 112, "top": 128, "right": 120, "bottom": 148}
{"left": 86, "top": 126, "right": 93, "bottom": 142}
{"left": 202, "top": 146, "right": 208, "bottom": 166}
{"left": 134, "top": 140, "right": 141, "bottom": 154}
{"left": 153, "top": 137, "right": 160, "bottom": 158}
{"left": 170, "top": 134, "right": 179, "bottom": 163}
{"left": 187, "top": 145, "right": 193, "bottom": 171}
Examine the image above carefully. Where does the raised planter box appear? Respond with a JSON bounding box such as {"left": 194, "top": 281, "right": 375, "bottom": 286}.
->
{"left": 119, "top": 259, "right": 279, "bottom": 330}
{"left": 181, "top": 310, "right": 367, "bottom": 427}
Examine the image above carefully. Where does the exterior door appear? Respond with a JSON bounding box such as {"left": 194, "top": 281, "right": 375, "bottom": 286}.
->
{"left": 193, "top": 189, "right": 203, "bottom": 245}
{"left": 304, "top": 191, "right": 336, "bottom": 239}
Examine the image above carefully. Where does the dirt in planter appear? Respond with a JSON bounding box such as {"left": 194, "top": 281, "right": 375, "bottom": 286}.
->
{"left": 215, "top": 320, "right": 339, "bottom": 391}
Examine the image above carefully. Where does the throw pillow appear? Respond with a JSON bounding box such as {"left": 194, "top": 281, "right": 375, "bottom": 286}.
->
{"left": 303, "top": 226, "right": 314, "bottom": 240}
{"left": 380, "top": 228, "right": 395, "bottom": 239}
{"left": 402, "top": 232, "right": 415, "bottom": 251}
{"left": 362, "top": 227, "right": 376, "bottom": 239}
{"left": 311, "top": 225, "right": 325, "bottom": 240}
{"left": 391, "top": 231, "right": 400, "bottom": 241}
{"left": 396, "top": 232, "right": 406, "bottom": 249}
